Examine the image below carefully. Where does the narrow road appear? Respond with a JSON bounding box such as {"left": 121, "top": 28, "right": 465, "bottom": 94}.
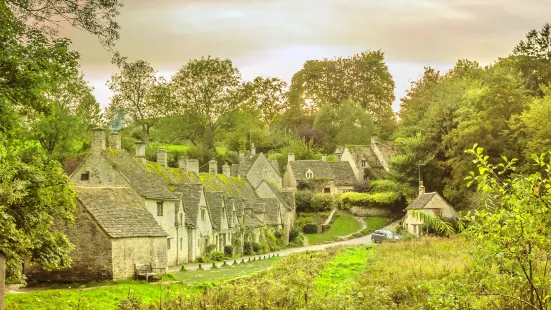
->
{"left": 169, "top": 220, "right": 399, "bottom": 272}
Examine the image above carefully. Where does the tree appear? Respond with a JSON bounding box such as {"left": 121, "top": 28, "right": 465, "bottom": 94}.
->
{"left": 288, "top": 50, "right": 396, "bottom": 137}
{"left": 4, "top": 0, "right": 121, "bottom": 47}
{"left": 242, "top": 77, "right": 289, "bottom": 129}
{"left": 107, "top": 58, "right": 165, "bottom": 144}
{"left": 170, "top": 56, "right": 243, "bottom": 150}
{"left": 463, "top": 145, "right": 551, "bottom": 309}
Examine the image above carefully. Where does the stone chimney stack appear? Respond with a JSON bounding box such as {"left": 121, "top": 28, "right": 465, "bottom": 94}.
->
{"left": 222, "top": 163, "right": 231, "bottom": 178}
{"left": 371, "top": 133, "right": 379, "bottom": 145}
{"left": 288, "top": 153, "right": 295, "bottom": 163}
{"left": 209, "top": 159, "right": 218, "bottom": 175}
{"left": 108, "top": 131, "right": 121, "bottom": 150}
{"left": 91, "top": 128, "right": 106, "bottom": 154}
{"left": 188, "top": 159, "right": 199, "bottom": 175}
{"left": 157, "top": 148, "right": 168, "bottom": 168}
{"left": 419, "top": 181, "right": 425, "bottom": 196}
{"left": 135, "top": 142, "right": 146, "bottom": 163}
{"left": 321, "top": 155, "right": 327, "bottom": 162}
{"left": 239, "top": 151, "right": 245, "bottom": 162}
{"left": 251, "top": 143, "right": 256, "bottom": 155}
{"left": 178, "top": 156, "right": 188, "bottom": 171}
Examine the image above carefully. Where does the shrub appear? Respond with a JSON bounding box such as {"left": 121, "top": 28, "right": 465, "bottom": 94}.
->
{"left": 205, "top": 244, "right": 216, "bottom": 255}
{"left": 289, "top": 228, "right": 300, "bottom": 242}
{"left": 274, "top": 230, "right": 283, "bottom": 239}
{"left": 302, "top": 223, "right": 319, "bottom": 234}
{"left": 295, "top": 216, "right": 316, "bottom": 229}
{"left": 224, "top": 245, "right": 233, "bottom": 257}
{"left": 310, "top": 193, "right": 335, "bottom": 212}
{"left": 195, "top": 256, "right": 210, "bottom": 263}
{"left": 295, "top": 190, "right": 314, "bottom": 213}
{"left": 252, "top": 242, "right": 261, "bottom": 253}
{"left": 370, "top": 179, "right": 400, "bottom": 193}
{"left": 290, "top": 233, "right": 305, "bottom": 247}
{"left": 243, "top": 241, "right": 253, "bottom": 255}
{"left": 210, "top": 251, "right": 225, "bottom": 262}
{"left": 265, "top": 230, "right": 280, "bottom": 252}
{"left": 339, "top": 191, "right": 402, "bottom": 210}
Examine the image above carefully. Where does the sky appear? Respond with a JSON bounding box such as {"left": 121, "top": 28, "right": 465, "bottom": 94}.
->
{"left": 61, "top": 0, "right": 551, "bottom": 112}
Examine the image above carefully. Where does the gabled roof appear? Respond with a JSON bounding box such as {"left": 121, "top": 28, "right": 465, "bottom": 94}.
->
{"left": 179, "top": 183, "right": 203, "bottom": 228}
{"left": 288, "top": 160, "right": 356, "bottom": 186}
{"left": 243, "top": 212, "right": 264, "bottom": 227}
{"left": 75, "top": 186, "right": 167, "bottom": 238}
{"left": 260, "top": 198, "right": 281, "bottom": 225}
{"left": 101, "top": 150, "right": 177, "bottom": 200}
{"left": 263, "top": 181, "right": 294, "bottom": 211}
{"left": 406, "top": 192, "right": 438, "bottom": 210}
{"left": 237, "top": 154, "right": 260, "bottom": 177}
{"left": 205, "top": 191, "right": 226, "bottom": 230}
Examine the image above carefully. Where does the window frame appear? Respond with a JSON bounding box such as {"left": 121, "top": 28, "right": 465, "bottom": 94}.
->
{"left": 80, "top": 171, "right": 90, "bottom": 181}
{"left": 157, "top": 201, "right": 164, "bottom": 216}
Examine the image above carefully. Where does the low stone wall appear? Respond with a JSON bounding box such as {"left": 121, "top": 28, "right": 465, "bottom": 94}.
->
{"left": 349, "top": 206, "right": 395, "bottom": 218}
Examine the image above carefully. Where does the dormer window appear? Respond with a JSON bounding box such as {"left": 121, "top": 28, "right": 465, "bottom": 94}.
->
{"left": 305, "top": 169, "right": 313, "bottom": 179}
{"left": 157, "top": 201, "right": 164, "bottom": 216}
{"left": 361, "top": 160, "right": 367, "bottom": 168}
{"left": 80, "top": 171, "right": 90, "bottom": 181}
{"left": 201, "top": 209, "right": 206, "bottom": 222}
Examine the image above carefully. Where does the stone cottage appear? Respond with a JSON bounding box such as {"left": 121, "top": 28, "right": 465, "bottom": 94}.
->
{"left": 402, "top": 182, "right": 459, "bottom": 236}
{"left": 283, "top": 153, "right": 356, "bottom": 194}
{"left": 335, "top": 134, "right": 398, "bottom": 181}
{"left": 231, "top": 144, "right": 282, "bottom": 187}
{"left": 26, "top": 186, "right": 168, "bottom": 282}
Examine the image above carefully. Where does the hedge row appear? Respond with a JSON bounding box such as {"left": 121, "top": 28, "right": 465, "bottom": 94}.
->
{"left": 339, "top": 191, "right": 402, "bottom": 209}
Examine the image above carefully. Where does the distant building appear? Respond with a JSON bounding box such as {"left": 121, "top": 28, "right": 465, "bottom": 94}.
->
{"left": 402, "top": 182, "right": 459, "bottom": 236}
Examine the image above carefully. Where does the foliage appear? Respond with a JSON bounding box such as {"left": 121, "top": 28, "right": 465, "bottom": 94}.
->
{"left": 241, "top": 76, "right": 289, "bottom": 129}
{"left": 209, "top": 251, "right": 225, "bottom": 262}
{"left": 305, "top": 212, "right": 362, "bottom": 245}
{"left": 339, "top": 191, "right": 402, "bottom": 209}
{"left": 302, "top": 223, "right": 319, "bottom": 234}
{"left": 205, "top": 244, "right": 216, "bottom": 256}
{"left": 309, "top": 193, "right": 335, "bottom": 212}
{"left": 288, "top": 50, "right": 396, "bottom": 137}
{"left": 353, "top": 180, "right": 371, "bottom": 193}
{"left": 294, "top": 190, "right": 314, "bottom": 213}
{"left": 223, "top": 245, "right": 233, "bottom": 257}
{"left": 251, "top": 242, "right": 261, "bottom": 253}
{"left": 243, "top": 242, "right": 253, "bottom": 255}
{"left": 294, "top": 216, "right": 315, "bottom": 229}
{"left": 461, "top": 145, "right": 551, "bottom": 309}
{"left": 410, "top": 210, "right": 456, "bottom": 237}
{"left": 369, "top": 179, "right": 400, "bottom": 193}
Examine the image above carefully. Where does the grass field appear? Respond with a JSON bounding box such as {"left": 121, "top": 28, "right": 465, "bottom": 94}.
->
{"left": 363, "top": 216, "right": 393, "bottom": 233}
{"left": 305, "top": 212, "right": 362, "bottom": 245}
{"left": 5, "top": 258, "right": 280, "bottom": 310}
{"left": 149, "top": 143, "right": 228, "bottom": 154}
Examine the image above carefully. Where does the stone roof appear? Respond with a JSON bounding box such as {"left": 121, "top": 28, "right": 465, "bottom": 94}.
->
{"left": 406, "top": 192, "right": 438, "bottom": 210}
{"left": 289, "top": 160, "right": 356, "bottom": 186}
{"left": 344, "top": 142, "right": 399, "bottom": 178}
{"left": 253, "top": 202, "right": 266, "bottom": 213}
{"left": 75, "top": 186, "right": 167, "bottom": 238}
{"left": 200, "top": 173, "right": 258, "bottom": 201}
{"left": 264, "top": 181, "right": 294, "bottom": 210}
{"left": 243, "top": 212, "right": 264, "bottom": 228}
{"left": 101, "top": 150, "right": 177, "bottom": 200}
{"left": 179, "top": 183, "right": 203, "bottom": 228}
{"left": 205, "top": 191, "right": 226, "bottom": 230}
{"left": 237, "top": 154, "right": 260, "bottom": 177}
{"left": 260, "top": 198, "right": 281, "bottom": 225}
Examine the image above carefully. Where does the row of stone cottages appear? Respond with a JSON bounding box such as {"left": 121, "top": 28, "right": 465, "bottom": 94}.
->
{"left": 26, "top": 129, "right": 296, "bottom": 282}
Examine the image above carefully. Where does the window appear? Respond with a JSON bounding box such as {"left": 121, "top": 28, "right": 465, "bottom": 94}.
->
{"left": 180, "top": 238, "right": 183, "bottom": 251}
{"left": 167, "top": 238, "right": 171, "bottom": 249}
{"left": 413, "top": 225, "right": 418, "bottom": 234}
{"left": 324, "top": 187, "right": 331, "bottom": 194}
{"left": 180, "top": 213, "right": 184, "bottom": 226}
{"left": 305, "top": 169, "right": 313, "bottom": 179}
{"left": 157, "top": 202, "right": 164, "bottom": 216}
{"left": 80, "top": 171, "right": 90, "bottom": 181}
{"left": 201, "top": 209, "right": 206, "bottom": 222}
{"left": 361, "top": 160, "right": 367, "bottom": 168}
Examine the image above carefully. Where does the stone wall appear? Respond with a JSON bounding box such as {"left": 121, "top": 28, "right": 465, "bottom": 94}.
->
{"left": 71, "top": 153, "right": 127, "bottom": 185}
{"left": 111, "top": 237, "right": 167, "bottom": 280}
{"left": 26, "top": 203, "right": 113, "bottom": 283}
{"left": 246, "top": 155, "right": 282, "bottom": 188}
{"left": 349, "top": 206, "right": 395, "bottom": 218}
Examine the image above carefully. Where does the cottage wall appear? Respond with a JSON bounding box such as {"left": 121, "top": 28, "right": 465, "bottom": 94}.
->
{"left": 339, "top": 148, "right": 362, "bottom": 182}
{"left": 283, "top": 165, "right": 297, "bottom": 189}
{"left": 111, "top": 237, "right": 167, "bottom": 280}
{"left": 26, "top": 203, "right": 113, "bottom": 282}
{"left": 143, "top": 199, "right": 183, "bottom": 266}
{"left": 193, "top": 191, "right": 214, "bottom": 259}
{"left": 403, "top": 209, "right": 435, "bottom": 236}
{"left": 71, "top": 154, "right": 127, "bottom": 186}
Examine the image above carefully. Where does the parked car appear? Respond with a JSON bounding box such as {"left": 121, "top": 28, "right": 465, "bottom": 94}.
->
{"left": 371, "top": 230, "right": 400, "bottom": 243}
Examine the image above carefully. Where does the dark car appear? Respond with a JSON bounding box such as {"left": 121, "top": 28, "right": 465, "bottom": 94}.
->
{"left": 371, "top": 230, "right": 400, "bottom": 243}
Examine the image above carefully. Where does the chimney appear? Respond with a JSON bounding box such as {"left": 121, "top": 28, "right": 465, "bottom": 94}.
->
{"left": 108, "top": 131, "right": 121, "bottom": 149}
{"left": 321, "top": 155, "right": 327, "bottom": 162}
{"left": 135, "top": 141, "right": 146, "bottom": 163}
{"left": 419, "top": 181, "right": 425, "bottom": 196}
{"left": 157, "top": 148, "right": 167, "bottom": 168}
{"left": 251, "top": 143, "right": 256, "bottom": 155}
{"left": 178, "top": 156, "right": 188, "bottom": 170}
{"left": 91, "top": 128, "right": 106, "bottom": 154}
{"left": 288, "top": 153, "right": 295, "bottom": 163}
{"left": 222, "top": 163, "right": 231, "bottom": 178}
{"left": 188, "top": 159, "right": 199, "bottom": 175}
{"left": 239, "top": 151, "right": 245, "bottom": 162}
{"left": 371, "top": 133, "right": 379, "bottom": 145}
{"left": 209, "top": 159, "right": 218, "bottom": 175}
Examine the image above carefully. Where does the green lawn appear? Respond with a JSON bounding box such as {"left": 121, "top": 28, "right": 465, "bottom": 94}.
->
{"left": 363, "top": 216, "right": 393, "bottom": 234}
{"left": 305, "top": 212, "right": 362, "bottom": 245}
{"left": 171, "top": 257, "right": 280, "bottom": 284}
{"left": 150, "top": 143, "right": 228, "bottom": 154}
{"left": 6, "top": 258, "right": 279, "bottom": 310}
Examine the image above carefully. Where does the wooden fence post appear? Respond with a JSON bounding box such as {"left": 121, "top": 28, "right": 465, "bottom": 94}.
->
{"left": 0, "top": 248, "right": 6, "bottom": 310}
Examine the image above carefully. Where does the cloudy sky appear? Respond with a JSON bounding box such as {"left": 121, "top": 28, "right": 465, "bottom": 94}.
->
{"left": 62, "top": 0, "right": 551, "bottom": 112}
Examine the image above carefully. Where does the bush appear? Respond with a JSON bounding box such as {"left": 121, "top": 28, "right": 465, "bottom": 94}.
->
{"left": 295, "top": 190, "right": 314, "bottom": 213}
{"left": 339, "top": 191, "right": 402, "bottom": 210}
{"left": 370, "top": 180, "right": 400, "bottom": 193}
{"left": 224, "top": 245, "right": 233, "bottom": 257}
{"left": 252, "top": 242, "right": 261, "bottom": 253}
{"left": 274, "top": 230, "right": 283, "bottom": 239}
{"left": 289, "top": 228, "right": 300, "bottom": 242}
{"left": 310, "top": 193, "right": 335, "bottom": 212}
{"left": 265, "top": 230, "right": 280, "bottom": 252}
{"left": 210, "top": 251, "right": 225, "bottom": 262}
{"left": 243, "top": 241, "right": 253, "bottom": 255}
{"left": 195, "top": 256, "right": 210, "bottom": 263}
{"left": 205, "top": 244, "right": 216, "bottom": 255}
{"left": 295, "top": 216, "right": 316, "bottom": 229}
{"left": 290, "top": 233, "right": 305, "bottom": 247}
{"left": 302, "top": 223, "right": 319, "bottom": 234}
